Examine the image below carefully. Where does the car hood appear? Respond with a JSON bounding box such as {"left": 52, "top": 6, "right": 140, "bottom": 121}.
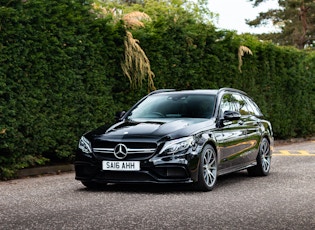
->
{"left": 86, "top": 118, "right": 216, "bottom": 142}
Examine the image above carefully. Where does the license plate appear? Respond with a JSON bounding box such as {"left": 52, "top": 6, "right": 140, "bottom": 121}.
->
{"left": 102, "top": 161, "right": 140, "bottom": 171}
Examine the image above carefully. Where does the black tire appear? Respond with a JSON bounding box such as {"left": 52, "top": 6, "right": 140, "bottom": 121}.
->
{"left": 247, "top": 138, "right": 271, "bottom": 176}
{"left": 195, "top": 144, "right": 217, "bottom": 191}
{"left": 82, "top": 181, "right": 107, "bottom": 189}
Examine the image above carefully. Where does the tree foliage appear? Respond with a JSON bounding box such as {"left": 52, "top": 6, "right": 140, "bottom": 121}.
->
{"left": 247, "top": 0, "right": 315, "bottom": 49}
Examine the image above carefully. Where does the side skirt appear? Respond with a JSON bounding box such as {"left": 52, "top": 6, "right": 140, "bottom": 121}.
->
{"left": 218, "top": 161, "right": 257, "bottom": 176}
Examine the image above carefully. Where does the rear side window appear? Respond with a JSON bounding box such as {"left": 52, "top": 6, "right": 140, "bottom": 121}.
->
{"left": 219, "top": 93, "right": 263, "bottom": 117}
{"left": 242, "top": 96, "right": 263, "bottom": 117}
{"left": 219, "top": 93, "right": 244, "bottom": 114}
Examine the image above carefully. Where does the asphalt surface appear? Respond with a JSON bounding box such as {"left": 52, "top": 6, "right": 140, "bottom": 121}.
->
{"left": 0, "top": 141, "right": 314, "bottom": 230}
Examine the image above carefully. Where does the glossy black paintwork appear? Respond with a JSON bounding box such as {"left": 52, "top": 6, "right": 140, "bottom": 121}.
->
{"left": 75, "top": 88, "right": 273, "bottom": 185}
{"left": 87, "top": 118, "right": 214, "bottom": 142}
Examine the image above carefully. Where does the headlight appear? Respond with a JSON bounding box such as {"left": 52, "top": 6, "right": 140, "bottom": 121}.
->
{"left": 159, "top": 136, "right": 195, "bottom": 156}
{"left": 78, "top": 136, "right": 92, "bottom": 154}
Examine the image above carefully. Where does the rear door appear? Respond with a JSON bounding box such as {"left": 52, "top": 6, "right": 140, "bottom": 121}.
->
{"left": 215, "top": 93, "right": 257, "bottom": 172}
{"left": 239, "top": 95, "right": 264, "bottom": 162}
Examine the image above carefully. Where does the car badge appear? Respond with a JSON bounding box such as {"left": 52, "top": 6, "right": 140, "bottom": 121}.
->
{"left": 114, "top": 144, "right": 128, "bottom": 159}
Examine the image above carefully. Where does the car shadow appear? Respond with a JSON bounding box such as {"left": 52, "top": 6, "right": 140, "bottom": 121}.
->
{"left": 75, "top": 171, "right": 252, "bottom": 194}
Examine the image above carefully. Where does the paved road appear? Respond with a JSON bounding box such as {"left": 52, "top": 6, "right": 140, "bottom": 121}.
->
{"left": 0, "top": 141, "right": 314, "bottom": 230}
{"left": 274, "top": 140, "right": 315, "bottom": 155}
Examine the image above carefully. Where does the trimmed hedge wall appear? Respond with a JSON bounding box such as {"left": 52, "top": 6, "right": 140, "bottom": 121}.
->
{"left": 0, "top": 0, "right": 314, "bottom": 179}
{"left": 0, "top": 0, "right": 126, "bottom": 177}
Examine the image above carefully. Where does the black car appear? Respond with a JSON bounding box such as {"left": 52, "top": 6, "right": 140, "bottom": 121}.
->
{"left": 75, "top": 88, "right": 273, "bottom": 191}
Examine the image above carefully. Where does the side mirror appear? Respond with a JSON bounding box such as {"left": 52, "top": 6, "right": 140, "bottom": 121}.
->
{"left": 223, "top": 110, "right": 241, "bottom": 121}
{"left": 115, "top": 111, "right": 126, "bottom": 122}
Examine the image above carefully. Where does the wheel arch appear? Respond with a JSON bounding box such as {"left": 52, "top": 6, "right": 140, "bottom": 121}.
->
{"left": 205, "top": 140, "right": 218, "bottom": 154}
{"left": 201, "top": 138, "right": 219, "bottom": 161}
{"left": 193, "top": 138, "right": 218, "bottom": 176}
{"left": 262, "top": 133, "right": 274, "bottom": 155}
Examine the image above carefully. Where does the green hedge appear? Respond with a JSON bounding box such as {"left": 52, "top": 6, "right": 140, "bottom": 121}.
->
{"left": 0, "top": 0, "right": 125, "bottom": 178}
{"left": 0, "top": 0, "right": 314, "bottom": 179}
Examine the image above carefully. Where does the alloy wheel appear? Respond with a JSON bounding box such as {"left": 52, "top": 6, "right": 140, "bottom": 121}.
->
{"left": 202, "top": 147, "right": 217, "bottom": 188}
{"left": 260, "top": 139, "right": 271, "bottom": 173}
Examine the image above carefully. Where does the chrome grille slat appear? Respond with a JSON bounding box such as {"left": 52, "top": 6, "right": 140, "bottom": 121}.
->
{"left": 93, "top": 148, "right": 113, "bottom": 154}
{"left": 93, "top": 148, "right": 156, "bottom": 154}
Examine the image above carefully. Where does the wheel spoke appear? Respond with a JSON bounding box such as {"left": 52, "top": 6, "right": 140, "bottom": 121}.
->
{"left": 209, "top": 157, "right": 215, "bottom": 166}
{"left": 262, "top": 157, "right": 270, "bottom": 171}
{"left": 204, "top": 169, "right": 213, "bottom": 185}
{"left": 205, "top": 151, "right": 211, "bottom": 164}
{"left": 204, "top": 171, "right": 209, "bottom": 183}
{"left": 209, "top": 171, "right": 215, "bottom": 181}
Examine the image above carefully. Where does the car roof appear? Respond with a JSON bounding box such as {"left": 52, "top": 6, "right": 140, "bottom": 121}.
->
{"left": 149, "top": 88, "right": 247, "bottom": 96}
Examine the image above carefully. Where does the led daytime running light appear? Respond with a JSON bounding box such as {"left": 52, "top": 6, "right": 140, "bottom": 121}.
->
{"left": 79, "top": 136, "right": 92, "bottom": 154}
{"left": 160, "top": 136, "right": 194, "bottom": 155}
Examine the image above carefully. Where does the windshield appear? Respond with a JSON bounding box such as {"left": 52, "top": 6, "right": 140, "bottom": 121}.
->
{"left": 128, "top": 94, "right": 216, "bottom": 120}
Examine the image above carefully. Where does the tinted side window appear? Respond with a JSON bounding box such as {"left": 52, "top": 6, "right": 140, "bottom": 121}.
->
{"left": 233, "top": 94, "right": 252, "bottom": 115}
{"left": 220, "top": 93, "right": 237, "bottom": 113}
{"left": 243, "top": 96, "right": 263, "bottom": 117}
{"left": 219, "top": 93, "right": 263, "bottom": 117}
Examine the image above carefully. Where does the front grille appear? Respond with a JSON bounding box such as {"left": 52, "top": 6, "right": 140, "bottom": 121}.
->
{"left": 93, "top": 141, "right": 157, "bottom": 160}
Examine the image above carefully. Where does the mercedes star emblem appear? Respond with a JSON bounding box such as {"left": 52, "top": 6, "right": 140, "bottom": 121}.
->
{"left": 114, "top": 144, "right": 128, "bottom": 159}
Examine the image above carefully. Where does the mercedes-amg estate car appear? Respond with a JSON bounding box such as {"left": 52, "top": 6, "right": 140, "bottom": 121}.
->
{"left": 75, "top": 88, "right": 273, "bottom": 191}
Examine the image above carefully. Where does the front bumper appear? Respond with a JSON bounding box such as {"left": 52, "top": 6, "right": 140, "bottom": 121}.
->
{"left": 74, "top": 151, "right": 199, "bottom": 184}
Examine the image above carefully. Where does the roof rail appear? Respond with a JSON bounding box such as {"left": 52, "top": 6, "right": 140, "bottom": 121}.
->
{"left": 218, "top": 88, "right": 247, "bottom": 95}
{"left": 148, "top": 89, "right": 176, "bottom": 96}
